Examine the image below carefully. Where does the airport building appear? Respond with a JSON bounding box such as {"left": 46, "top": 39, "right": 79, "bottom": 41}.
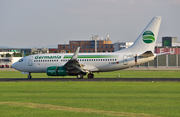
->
{"left": 0, "top": 57, "right": 22, "bottom": 68}
{"left": 0, "top": 48, "right": 49, "bottom": 67}
{"left": 49, "top": 35, "right": 114, "bottom": 53}
{"left": 138, "top": 37, "right": 180, "bottom": 67}
{"left": 0, "top": 48, "right": 49, "bottom": 57}
{"left": 114, "top": 42, "right": 134, "bottom": 51}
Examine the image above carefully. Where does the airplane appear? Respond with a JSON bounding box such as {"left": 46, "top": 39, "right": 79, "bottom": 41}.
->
{"left": 12, "top": 16, "right": 162, "bottom": 79}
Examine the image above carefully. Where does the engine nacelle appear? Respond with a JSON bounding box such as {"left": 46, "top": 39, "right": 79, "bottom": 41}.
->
{"left": 47, "top": 66, "right": 67, "bottom": 76}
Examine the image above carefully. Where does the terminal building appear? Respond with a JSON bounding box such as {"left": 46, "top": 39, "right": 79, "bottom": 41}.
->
{"left": 0, "top": 48, "right": 49, "bottom": 57}
{"left": 49, "top": 35, "right": 114, "bottom": 53}
{"left": 114, "top": 42, "right": 134, "bottom": 51}
{"left": 0, "top": 57, "right": 22, "bottom": 68}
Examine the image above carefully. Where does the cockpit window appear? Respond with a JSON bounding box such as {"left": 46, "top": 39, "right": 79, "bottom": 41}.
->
{"left": 18, "top": 59, "right": 23, "bottom": 62}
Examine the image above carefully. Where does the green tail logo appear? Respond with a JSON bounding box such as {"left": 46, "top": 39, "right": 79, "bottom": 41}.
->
{"left": 142, "top": 31, "right": 155, "bottom": 44}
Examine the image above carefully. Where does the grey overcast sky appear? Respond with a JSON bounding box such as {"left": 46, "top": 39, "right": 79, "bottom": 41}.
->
{"left": 0, "top": 0, "right": 180, "bottom": 48}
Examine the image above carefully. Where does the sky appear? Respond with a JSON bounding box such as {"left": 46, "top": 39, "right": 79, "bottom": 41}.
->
{"left": 0, "top": 0, "right": 180, "bottom": 48}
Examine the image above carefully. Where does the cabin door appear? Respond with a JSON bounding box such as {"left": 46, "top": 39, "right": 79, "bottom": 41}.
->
{"left": 28, "top": 56, "right": 33, "bottom": 66}
{"left": 123, "top": 55, "right": 128, "bottom": 65}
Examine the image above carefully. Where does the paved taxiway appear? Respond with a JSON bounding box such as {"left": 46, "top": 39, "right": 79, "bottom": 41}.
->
{"left": 0, "top": 78, "right": 180, "bottom": 82}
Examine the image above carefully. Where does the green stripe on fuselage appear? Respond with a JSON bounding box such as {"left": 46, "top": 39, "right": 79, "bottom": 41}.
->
{"left": 63, "top": 55, "right": 118, "bottom": 59}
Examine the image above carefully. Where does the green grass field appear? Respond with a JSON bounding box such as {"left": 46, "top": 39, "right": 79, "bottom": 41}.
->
{"left": 0, "top": 82, "right": 179, "bottom": 117}
{"left": 0, "top": 70, "right": 180, "bottom": 78}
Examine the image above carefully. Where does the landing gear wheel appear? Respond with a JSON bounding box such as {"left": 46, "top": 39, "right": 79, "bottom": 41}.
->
{"left": 28, "top": 73, "right": 32, "bottom": 79}
{"left": 88, "top": 73, "right": 94, "bottom": 79}
{"left": 77, "top": 74, "right": 84, "bottom": 79}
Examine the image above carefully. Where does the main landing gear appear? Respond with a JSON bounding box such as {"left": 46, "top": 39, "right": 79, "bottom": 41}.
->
{"left": 76, "top": 72, "right": 94, "bottom": 79}
{"left": 87, "top": 73, "right": 94, "bottom": 79}
{"left": 77, "top": 72, "right": 94, "bottom": 79}
{"left": 77, "top": 74, "right": 84, "bottom": 79}
{"left": 28, "top": 73, "right": 32, "bottom": 79}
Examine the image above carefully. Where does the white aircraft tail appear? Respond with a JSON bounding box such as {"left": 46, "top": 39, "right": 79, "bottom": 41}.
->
{"left": 119, "top": 16, "right": 162, "bottom": 55}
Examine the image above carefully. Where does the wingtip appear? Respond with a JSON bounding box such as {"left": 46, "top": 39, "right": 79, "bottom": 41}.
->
{"left": 71, "top": 47, "right": 80, "bottom": 60}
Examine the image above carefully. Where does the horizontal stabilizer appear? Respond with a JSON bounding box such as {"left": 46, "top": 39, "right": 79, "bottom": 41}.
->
{"left": 156, "top": 52, "right": 170, "bottom": 56}
{"left": 139, "top": 51, "right": 154, "bottom": 57}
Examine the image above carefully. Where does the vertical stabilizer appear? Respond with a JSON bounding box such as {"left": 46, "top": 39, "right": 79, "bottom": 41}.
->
{"left": 124, "top": 16, "right": 162, "bottom": 55}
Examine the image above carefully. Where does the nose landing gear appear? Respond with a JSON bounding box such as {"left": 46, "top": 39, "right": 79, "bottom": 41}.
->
{"left": 28, "top": 73, "right": 32, "bottom": 79}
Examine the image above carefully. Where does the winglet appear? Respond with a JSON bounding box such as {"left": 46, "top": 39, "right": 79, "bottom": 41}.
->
{"left": 71, "top": 47, "right": 80, "bottom": 60}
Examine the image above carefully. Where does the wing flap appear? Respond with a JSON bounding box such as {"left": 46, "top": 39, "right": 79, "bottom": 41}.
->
{"left": 83, "top": 64, "right": 99, "bottom": 72}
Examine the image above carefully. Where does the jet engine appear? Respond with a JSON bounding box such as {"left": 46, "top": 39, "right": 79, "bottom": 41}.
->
{"left": 47, "top": 66, "right": 67, "bottom": 76}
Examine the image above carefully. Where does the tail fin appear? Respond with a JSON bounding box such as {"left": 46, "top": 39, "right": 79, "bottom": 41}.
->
{"left": 127, "top": 16, "right": 162, "bottom": 55}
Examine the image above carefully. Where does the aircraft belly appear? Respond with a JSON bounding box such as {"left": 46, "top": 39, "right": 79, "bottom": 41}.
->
{"left": 24, "top": 64, "right": 48, "bottom": 73}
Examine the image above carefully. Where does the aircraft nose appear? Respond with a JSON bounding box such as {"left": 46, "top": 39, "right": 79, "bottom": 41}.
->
{"left": 12, "top": 62, "right": 17, "bottom": 69}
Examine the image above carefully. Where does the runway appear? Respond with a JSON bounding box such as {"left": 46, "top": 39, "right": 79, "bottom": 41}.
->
{"left": 0, "top": 78, "right": 180, "bottom": 82}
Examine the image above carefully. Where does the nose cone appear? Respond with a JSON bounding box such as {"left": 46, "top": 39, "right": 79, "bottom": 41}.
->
{"left": 12, "top": 62, "right": 17, "bottom": 70}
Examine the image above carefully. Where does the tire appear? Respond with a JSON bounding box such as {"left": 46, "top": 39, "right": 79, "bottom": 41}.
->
{"left": 77, "top": 74, "right": 83, "bottom": 79}
{"left": 88, "top": 73, "right": 94, "bottom": 79}
{"left": 28, "top": 75, "right": 32, "bottom": 79}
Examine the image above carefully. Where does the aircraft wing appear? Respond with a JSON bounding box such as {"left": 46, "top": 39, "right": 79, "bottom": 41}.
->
{"left": 63, "top": 47, "right": 89, "bottom": 73}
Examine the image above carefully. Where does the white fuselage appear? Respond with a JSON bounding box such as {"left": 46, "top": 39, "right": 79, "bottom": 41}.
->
{"left": 12, "top": 51, "right": 155, "bottom": 73}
